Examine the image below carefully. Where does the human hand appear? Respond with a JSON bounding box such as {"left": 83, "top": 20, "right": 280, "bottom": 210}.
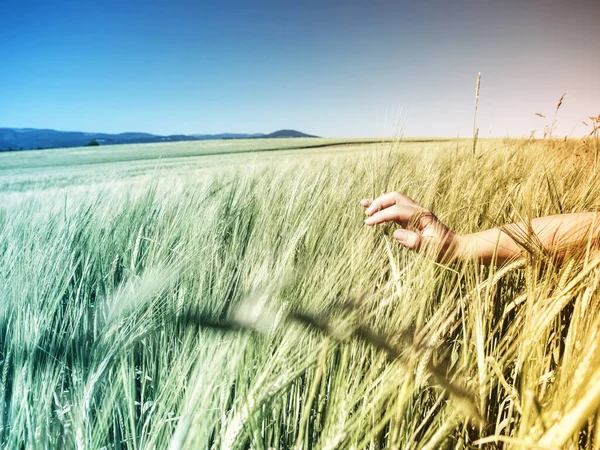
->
{"left": 361, "top": 192, "right": 458, "bottom": 262}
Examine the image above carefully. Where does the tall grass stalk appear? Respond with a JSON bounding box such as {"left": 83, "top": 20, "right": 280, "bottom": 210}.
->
{"left": 472, "top": 72, "right": 481, "bottom": 155}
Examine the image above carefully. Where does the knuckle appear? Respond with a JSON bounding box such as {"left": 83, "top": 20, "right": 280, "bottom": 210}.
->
{"left": 410, "top": 208, "right": 429, "bottom": 223}
{"left": 417, "top": 210, "right": 436, "bottom": 226}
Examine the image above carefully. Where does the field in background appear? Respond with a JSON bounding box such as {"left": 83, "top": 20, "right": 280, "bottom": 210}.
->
{"left": 1, "top": 137, "right": 600, "bottom": 449}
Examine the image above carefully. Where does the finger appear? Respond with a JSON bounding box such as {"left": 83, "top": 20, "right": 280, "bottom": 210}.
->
{"left": 364, "top": 205, "right": 417, "bottom": 226}
{"left": 393, "top": 229, "right": 422, "bottom": 251}
{"left": 395, "top": 193, "right": 419, "bottom": 207}
{"left": 365, "top": 192, "right": 419, "bottom": 216}
{"left": 365, "top": 192, "right": 399, "bottom": 216}
{"left": 360, "top": 198, "right": 372, "bottom": 208}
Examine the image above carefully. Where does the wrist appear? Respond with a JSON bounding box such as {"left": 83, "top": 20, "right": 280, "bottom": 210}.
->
{"left": 445, "top": 233, "right": 468, "bottom": 264}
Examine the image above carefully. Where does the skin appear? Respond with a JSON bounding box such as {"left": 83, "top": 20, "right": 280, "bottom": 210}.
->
{"left": 361, "top": 192, "right": 600, "bottom": 266}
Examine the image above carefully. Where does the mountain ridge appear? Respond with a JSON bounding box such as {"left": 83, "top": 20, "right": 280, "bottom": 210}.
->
{"left": 0, "top": 128, "right": 319, "bottom": 151}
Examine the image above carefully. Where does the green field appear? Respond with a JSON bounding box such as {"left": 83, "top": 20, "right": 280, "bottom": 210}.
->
{"left": 2, "top": 137, "right": 600, "bottom": 449}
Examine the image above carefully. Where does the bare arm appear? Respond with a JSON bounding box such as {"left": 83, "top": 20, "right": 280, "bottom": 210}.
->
{"left": 455, "top": 213, "right": 600, "bottom": 265}
{"left": 361, "top": 192, "right": 600, "bottom": 266}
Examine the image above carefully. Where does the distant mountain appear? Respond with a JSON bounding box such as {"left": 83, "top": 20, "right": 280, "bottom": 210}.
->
{"left": 0, "top": 128, "right": 197, "bottom": 151}
{"left": 0, "top": 128, "right": 319, "bottom": 151}
{"left": 264, "top": 129, "right": 318, "bottom": 138}
{"left": 191, "top": 133, "right": 266, "bottom": 140}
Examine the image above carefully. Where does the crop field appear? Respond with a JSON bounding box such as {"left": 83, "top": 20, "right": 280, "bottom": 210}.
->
{"left": 1, "top": 137, "right": 600, "bottom": 449}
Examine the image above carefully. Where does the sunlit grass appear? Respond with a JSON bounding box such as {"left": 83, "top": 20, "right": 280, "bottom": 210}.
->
{"left": 1, "top": 137, "right": 599, "bottom": 448}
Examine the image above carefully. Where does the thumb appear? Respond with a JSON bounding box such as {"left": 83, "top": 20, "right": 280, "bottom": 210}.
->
{"left": 393, "top": 229, "right": 422, "bottom": 251}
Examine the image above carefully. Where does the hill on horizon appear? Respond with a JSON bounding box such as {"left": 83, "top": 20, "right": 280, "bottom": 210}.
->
{"left": 263, "top": 129, "right": 318, "bottom": 138}
{"left": 0, "top": 128, "right": 319, "bottom": 151}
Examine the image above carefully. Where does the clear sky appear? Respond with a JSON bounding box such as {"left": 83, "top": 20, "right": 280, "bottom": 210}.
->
{"left": 1, "top": 0, "right": 599, "bottom": 138}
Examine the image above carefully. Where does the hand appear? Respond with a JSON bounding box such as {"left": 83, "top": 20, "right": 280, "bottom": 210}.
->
{"left": 361, "top": 192, "right": 458, "bottom": 262}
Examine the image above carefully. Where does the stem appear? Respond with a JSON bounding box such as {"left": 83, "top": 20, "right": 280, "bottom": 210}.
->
{"left": 473, "top": 73, "right": 481, "bottom": 155}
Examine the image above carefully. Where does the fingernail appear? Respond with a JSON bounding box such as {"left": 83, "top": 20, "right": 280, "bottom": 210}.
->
{"left": 364, "top": 218, "right": 373, "bottom": 225}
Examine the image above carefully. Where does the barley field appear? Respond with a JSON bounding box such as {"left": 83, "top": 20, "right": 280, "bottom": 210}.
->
{"left": 1, "top": 137, "right": 600, "bottom": 449}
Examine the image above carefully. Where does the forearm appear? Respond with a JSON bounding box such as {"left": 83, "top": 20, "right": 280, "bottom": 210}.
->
{"left": 453, "top": 213, "right": 600, "bottom": 265}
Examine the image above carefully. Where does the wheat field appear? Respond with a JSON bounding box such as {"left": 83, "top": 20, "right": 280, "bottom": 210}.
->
{"left": 1, "top": 137, "right": 600, "bottom": 449}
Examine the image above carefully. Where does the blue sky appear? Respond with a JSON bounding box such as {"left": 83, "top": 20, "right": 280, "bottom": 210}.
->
{"left": 1, "top": 0, "right": 598, "bottom": 137}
